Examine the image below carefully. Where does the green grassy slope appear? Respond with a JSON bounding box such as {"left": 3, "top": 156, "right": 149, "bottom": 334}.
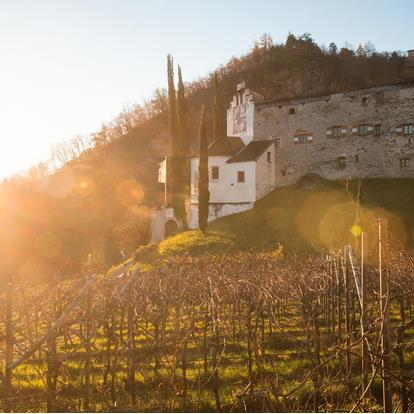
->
{"left": 134, "top": 177, "right": 414, "bottom": 265}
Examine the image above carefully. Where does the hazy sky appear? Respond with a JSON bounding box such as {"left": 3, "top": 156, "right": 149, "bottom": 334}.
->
{"left": 0, "top": 0, "right": 413, "bottom": 179}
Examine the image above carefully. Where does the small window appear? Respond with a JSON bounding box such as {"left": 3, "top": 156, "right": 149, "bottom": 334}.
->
{"left": 293, "top": 134, "right": 313, "bottom": 144}
{"left": 281, "top": 169, "right": 286, "bottom": 177}
{"left": 362, "top": 97, "right": 368, "bottom": 105}
{"left": 332, "top": 127, "right": 342, "bottom": 137}
{"left": 374, "top": 124, "right": 381, "bottom": 136}
{"left": 267, "top": 151, "right": 272, "bottom": 163}
{"left": 237, "top": 171, "right": 245, "bottom": 183}
{"left": 359, "top": 124, "right": 368, "bottom": 136}
{"left": 409, "top": 138, "right": 412, "bottom": 145}
{"left": 289, "top": 108, "right": 295, "bottom": 115}
{"left": 337, "top": 156, "right": 346, "bottom": 169}
{"left": 403, "top": 124, "right": 413, "bottom": 135}
{"left": 400, "top": 158, "right": 409, "bottom": 169}
{"left": 211, "top": 166, "right": 219, "bottom": 180}
{"left": 355, "top": 154, "right": 359, "bottom": 162}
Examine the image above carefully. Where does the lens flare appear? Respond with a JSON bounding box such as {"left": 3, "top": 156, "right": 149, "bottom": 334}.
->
{"left": 116, "top": 179, "right": 144, "bottom": 207}
{"left": 351, "top": 224, "right": 362, "bottom": 237}
{"left": 75, "top": 176, "right": 95, "bottom": 196}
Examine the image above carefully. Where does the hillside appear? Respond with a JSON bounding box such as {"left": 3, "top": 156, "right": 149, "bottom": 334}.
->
{"left": 1, "top": 33, "right": 411, "bottom": 282}
{"left": 134, "top": 177, "right": 414, "bottom": 266}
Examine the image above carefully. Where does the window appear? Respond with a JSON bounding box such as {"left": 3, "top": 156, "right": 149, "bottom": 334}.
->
{"left": 295, "top": 134, "right": 312, "bottom": 144}
{"left": 289, "top": 108, "right": 295, "bottom": 115}
{"left": 355, "top": 154, "right": 359, "bottom": 162}
{"left": 337, "top": 156, "right": 346, "bottom": 169}
{"left": 267, "top": 151, "right": 272, "bottom": 163}
{"left": 332, "top": 127, "right": 342, "bottom": 137}
{"left": 211, "top": 166, "right": 219, "bottom": 180}
{"left": 403, "top": 124, "right": 413, "bottom": 135}
{"left": 362, "top": 97, "right": 368, "bottom": 105}
{"left": 400, "top": 158, "right": 409, "bottom": 169}
{"left": 281, "top": 169, "right": 286, "bottom": 177}
{"left": 374, "top": 124, "right": 381, "bottom": 136}
{"left": 237, "top": 171, "right": 245, "bottom": 183}
{"left": 359, "top": 124, "right": 368, "bottom": 135}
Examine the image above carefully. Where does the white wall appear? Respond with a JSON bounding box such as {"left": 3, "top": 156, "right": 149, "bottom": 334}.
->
{"left": 227, "top": 90, "right": 255, "bottom": 144}
{"left": 255, "top": 142, "right": 276, "bottom": 199}
{"left": 191, "top": 156, "right": 256, "bottom": 204}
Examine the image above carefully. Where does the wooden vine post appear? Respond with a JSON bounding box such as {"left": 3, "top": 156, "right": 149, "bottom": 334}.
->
{"left": 360, "top": 232, "right": 369, "bottom": 395}
{"left": 343, "top": 247, "right": 351, "bottom": 383}
{"left": 4, "top": 281, "right": 14, "bottom": 411}
{"left": 378, "top": 218, "right": 392, "bottom": 413}
{"left": 84, "top": 283, "right": 92, "bottom": 412}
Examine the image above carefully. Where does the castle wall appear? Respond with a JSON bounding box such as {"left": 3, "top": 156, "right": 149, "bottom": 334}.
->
{"left": 253, "top": 83, "right": 414, "bottom": 186}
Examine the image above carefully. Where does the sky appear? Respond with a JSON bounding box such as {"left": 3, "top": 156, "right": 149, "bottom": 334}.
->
{"left": 0, "top": 0, "right": 413, "bottom": 179}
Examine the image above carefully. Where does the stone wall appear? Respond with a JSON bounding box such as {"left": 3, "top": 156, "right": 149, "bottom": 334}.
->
{"left": 253, "top": 82, "right": 414, "bottom": 186}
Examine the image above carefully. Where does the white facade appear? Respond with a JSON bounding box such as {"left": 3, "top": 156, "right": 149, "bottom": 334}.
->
{"left": 226, "top": 82, "right": 264, "bottom": 144}
{"left": 191, "top": 156, "right": 256, "bottom": 204}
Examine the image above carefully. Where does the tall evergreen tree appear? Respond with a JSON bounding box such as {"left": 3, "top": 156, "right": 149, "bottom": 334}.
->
{"left": 213, "top": 72, "right": 226, "bottom": 141}
{"left": 174, "top": 65, "right": 190, "bottom": 227}
{"left": 167, "top": 54, "right": 178, "bottom": 154}
{"left": 198, "top": 106, "right": 209, "bottom": 234}
{"left": 166, "top": 54, "right": 179, "bottom": 216}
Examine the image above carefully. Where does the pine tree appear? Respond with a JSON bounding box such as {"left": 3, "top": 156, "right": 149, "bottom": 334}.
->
{"left": 198, "top": 105, "right": 209, "bottom": 234}
{"left": 213, "top": 72, "right": 226, "bottom": 141}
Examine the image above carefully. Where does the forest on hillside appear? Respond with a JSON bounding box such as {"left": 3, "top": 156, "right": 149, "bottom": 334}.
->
{"left": 0, "top": 33, "right": 410, "bottom": 283}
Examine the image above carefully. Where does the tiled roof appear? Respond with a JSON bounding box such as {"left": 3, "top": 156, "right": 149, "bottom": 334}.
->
{"left": 192, "top": 137, "right": 245, "bottom": 157}
{"left": 227, "top": 140, "right": 273, "bottom": 163}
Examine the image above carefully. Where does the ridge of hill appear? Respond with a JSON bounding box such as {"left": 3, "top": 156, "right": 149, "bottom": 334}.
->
{"left": 1, "top": 34, "right": 410, "bottom": 282}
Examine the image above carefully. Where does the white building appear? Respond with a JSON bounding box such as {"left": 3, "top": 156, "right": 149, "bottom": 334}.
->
{"left": 188, "top": 82, "right": 276, "bottom": 228}
{"left": 152, "top": 69, "right": 414, "bottom": 239}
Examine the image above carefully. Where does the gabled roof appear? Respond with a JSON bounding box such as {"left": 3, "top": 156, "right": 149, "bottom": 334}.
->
{"left": 192, "top": 136, "right": 245, "bottom": 158}
{"left": 227, "top": 140, "right": 273, "bottom": 163}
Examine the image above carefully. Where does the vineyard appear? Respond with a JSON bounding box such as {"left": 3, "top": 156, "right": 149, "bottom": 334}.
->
{"left": 1, "top": 219, "right": 414, "bottom": 412}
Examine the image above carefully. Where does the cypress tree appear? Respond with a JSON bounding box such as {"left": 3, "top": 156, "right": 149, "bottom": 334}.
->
{"left": 198, "top": 105, "right": 210, "bottom": 234}
{"left": 174, "top": 65, "right": 189, "bottom": 227}
{"left": 167, "top": 54, "right": 178, "bottom": 153}
{"left": 213, "top": 72, "right": 226, "bottom": 141}
{"left": 167, "top": 54, "right": 182, "bottom": 222}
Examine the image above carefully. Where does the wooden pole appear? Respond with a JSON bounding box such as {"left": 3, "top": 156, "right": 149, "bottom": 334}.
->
{"left": 46, "top": 332, "right": 57, "bottom": 412}
{"left": 343, "top": 247, "right": 351, "bottom": 383}
{"left": 127, "top": 300, "right": 136, "bottom": 405}
{"left": 5, "top": 282, "right": 13, "bottom": 411}
{"left": 361, "top": 232, "right": 369, "bottom": 395}
{"left": 84, "top": 284, "right": 92, "bottom": 412}
{"left": 336, "top": 257, "right": 343, "bottom": 344}
{"left": 378, "top": 218, "right": 392, "bottom": 413}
